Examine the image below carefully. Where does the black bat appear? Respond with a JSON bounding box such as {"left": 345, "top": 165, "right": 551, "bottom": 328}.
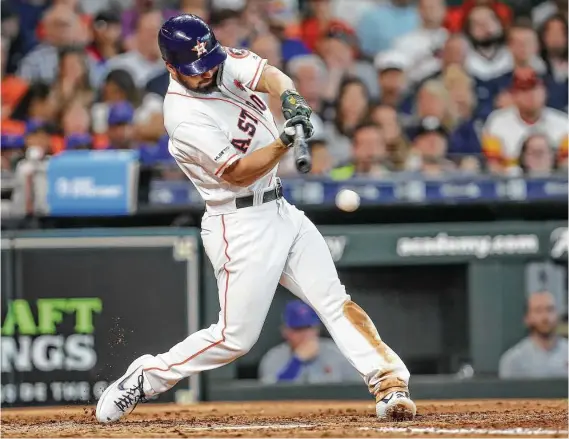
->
{"left": 293, "top": 125, "right": 312, "bottom": 174}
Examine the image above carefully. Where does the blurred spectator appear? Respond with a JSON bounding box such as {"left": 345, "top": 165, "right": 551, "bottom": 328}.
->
{"left": 491, "top": 21, "right": 548, "bottom": 98}
{"left": 308, "top": 139, "right": 333, "bottom": 176}
{"left": 287, "top": 55, "right": 328, "bottom": 118}
{"left": 463, "top": 5, "right": 511, "bottom": 118}
{"left": 410, "top": 80, "right": 458, "bottom": 137}
{"left": 394, "top": 0, "right": 449, "bottom": 87}
{"left": 93, "top": 70, "right": 140, "bottom": 133}
{"left": 97, "top": 69, "right": 165, "bottom": 142}
{"left": 10, "top": 83, "right": 57, "bottom": 127}
{"left": 324, "top": 78, "right": 371, "bottom": 166}
{"left": 86, "top": 10, "right": 123, "bottom": 77}
{"left": 180, "top": 0, "right": 209, "bottom": 19}
{"left": 251, "top": 32, "right": 283, "bottom": 70}
{"left": 106, "top": 10, "right": 166, "bottom": 88}
{"left": 1, "top": 38, "right": 29, "bottom": 120}
{"left": 51, "top": 46, "right": 94, "bottom": 109}
{"left": 301, "top": 0, "right": 351, "bottom": 53}
{"left": 416, "top": 33, "right": 469, "bottom": 87}
{"left": 499, "top": 291, "right": 568, "bottom": 379}
{"left": 11, "top": 123, "right": 54, "bottom": 217}
{"left": 532, "top": 0, "right": 568, "bottom": 27}
{"left": 316, "top": 24, "right": 379, "bottom": 99}
{"left": 259, "top": 300, "right": 359, "bottom": 384}
{"left": 518, "top": 133, "right": 557, "bottom": 176}
{"left": 106, "top": 101, "right": 137, "bottom": 149}
{"left": 445, "top": 0, "right": 513, "bottom": 33}
{"left": 253, "top": 0, "right": 310, "bottom": 63}
{"left": 482, "top": 68, "right": 568, "bottom": 174}
{"left": 65, "top": 133, "right": 94, "bottom": 150}
{"left": 405, "top": 116, "right": 456, "bottom": 177}
{"left": 1, "top": 134, "right": 26, "bottom": 171}
{"left": 121, "top": 0, "right": 178, "bottom": 51}
{"left": 16, "top": 5, "right": 88, "bottom": 84}
{"left": 443, "top": 65, "right": 477, "bottom": 122}
{"left": 446, "top": 66, "right": 484, "bottom": 163}
{"left": 357, "top": 0, "right": 420, "bottom": 57}
{"left": 60, "top": 99, "right": 92, "bottom": 136}
{"left": 2, "top": 0, "right": 30, "bottom": 75}
{"left": 539, "top": 15, "right": 568, "bottom": 111}
{"left": 330, "top": 122, "right": 392, "bottom": 180}
{"left": 210, "top": 8, "right": 245, "bottom": 49}
{"left": 374, "top": 51, "right": 413, "bottom": 116}
{"left": 370, "top": 104, "right": 411, "bottom": 171}
{"left": 331, "top": 0, "right": 375, "bottom": 28}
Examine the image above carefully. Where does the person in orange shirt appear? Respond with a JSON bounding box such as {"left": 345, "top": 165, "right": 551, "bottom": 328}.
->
{"left": 445, "top": 0, "right": 513, "bottom": 34}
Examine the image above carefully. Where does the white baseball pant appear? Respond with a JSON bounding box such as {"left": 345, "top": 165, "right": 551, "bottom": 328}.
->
{"left": 141, "top": 198, "right": 410, "bottom": 399}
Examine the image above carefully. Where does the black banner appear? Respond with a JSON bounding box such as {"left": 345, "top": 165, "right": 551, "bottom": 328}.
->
{"left": 1, "top": 232, "right": 199, "bottom": 407}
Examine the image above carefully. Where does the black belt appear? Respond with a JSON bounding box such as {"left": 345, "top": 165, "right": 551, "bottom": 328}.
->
{"left": 235, "top": 181, "right": 283, "bottom": 209}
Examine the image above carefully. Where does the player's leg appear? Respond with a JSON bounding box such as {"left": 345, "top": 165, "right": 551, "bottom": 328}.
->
{"left": 279, "top": 202, "right": 415, "bottom": 421}
{"left": 97, "top": 205, "right": 291, "bottom": 423}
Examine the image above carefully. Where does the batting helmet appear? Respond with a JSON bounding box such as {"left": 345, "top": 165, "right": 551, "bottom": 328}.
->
{"left": 158, "top": 14, "right": 227, "bottom": 77}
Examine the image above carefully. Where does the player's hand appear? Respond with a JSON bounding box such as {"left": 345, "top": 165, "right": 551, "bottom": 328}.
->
{"left": 294, "top": 337, "right": 320, "bottom": 362}
{"left": 281, "top": 90, "right": 312, "bottom": 120}
{"left": 279, "top": 114, "right": 314, "bottom": 147}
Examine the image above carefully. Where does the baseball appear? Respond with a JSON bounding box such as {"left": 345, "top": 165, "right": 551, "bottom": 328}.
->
{"left": 336, "top": 189, "right": 360, "bottom": 212}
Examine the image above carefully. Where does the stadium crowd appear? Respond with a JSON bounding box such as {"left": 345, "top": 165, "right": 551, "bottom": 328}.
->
{"left": 1, "top": 0, "right": 568, "bottom": 194}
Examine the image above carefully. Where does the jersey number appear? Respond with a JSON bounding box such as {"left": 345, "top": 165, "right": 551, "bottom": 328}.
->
{"left": 232, "top": 109, "right": 258, "bottom": 153}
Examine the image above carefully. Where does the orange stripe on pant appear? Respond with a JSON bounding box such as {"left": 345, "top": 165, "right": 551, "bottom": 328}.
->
{"left": 144, "top": 215, "right": 230, "bottom": 373}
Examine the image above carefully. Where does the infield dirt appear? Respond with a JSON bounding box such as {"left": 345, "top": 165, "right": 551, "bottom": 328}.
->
{"left": 2, "top": 399, "right": 567, "bottom": 438}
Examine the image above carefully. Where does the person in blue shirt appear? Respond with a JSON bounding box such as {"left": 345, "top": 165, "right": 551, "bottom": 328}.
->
{"left": 106, "top": 101, "right": 136, "bottom": 150}
{"left": 357, "top": 0, "right": 420, "bottom": 57}
{"left": 259, "top": 300, "right": 360, "bottom": 384}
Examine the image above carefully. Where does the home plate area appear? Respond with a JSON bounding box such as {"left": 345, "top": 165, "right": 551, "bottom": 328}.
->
{"left": 2, "top": 400, "right": 567, "bottom": 438}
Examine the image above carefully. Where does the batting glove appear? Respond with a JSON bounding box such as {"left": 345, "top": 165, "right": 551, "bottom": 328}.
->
{"left": 281, "top": 90, "right": 313, "bottom": 120}
{"left": 279, "top": 114, "right": 314, "bottom": 147}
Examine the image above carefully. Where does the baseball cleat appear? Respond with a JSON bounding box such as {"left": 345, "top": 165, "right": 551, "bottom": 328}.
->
{"left": 96, "top": 354, "right": 154, "bottom": 423}
{"left": 376, "top": 391, "right": 416, "bottom": 421}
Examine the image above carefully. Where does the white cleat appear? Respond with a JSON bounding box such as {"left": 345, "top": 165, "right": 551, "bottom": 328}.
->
{"left": 376, "top": 391, "right": 416, "bottom": 421}
{"left": 96, "top": 354, "right": 154, "bottom": 423}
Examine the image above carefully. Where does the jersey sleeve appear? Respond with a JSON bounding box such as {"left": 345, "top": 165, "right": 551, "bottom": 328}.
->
{"left": 170, "top": 115, "right": 240, "bottom": 177}
{"left": 222, "top": 48, "right": 267, "bottom": 90}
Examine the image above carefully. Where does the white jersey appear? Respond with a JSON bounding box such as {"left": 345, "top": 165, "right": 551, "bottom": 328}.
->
{"left": 482, "top": 106, "right": 568, "bottom": 168}
{"left": 163, "top": 47, "right": 280, "bottom": 214}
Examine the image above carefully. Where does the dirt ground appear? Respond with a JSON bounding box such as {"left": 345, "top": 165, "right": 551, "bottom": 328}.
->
{"left": 1, "top": 400, "right": 567, "bottom": 438}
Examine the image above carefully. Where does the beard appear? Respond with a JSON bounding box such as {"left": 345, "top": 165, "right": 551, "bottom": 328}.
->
{"left": 529, "top": 323, "right": 556, "bottom": 339}
{"left": 469, "top": 33, "right": 505, "bottom": 49}
{"left": 547, "top": 46, "right": 568, "bottom": 59}
{"left": 175, "top": 69, "right": 220, "bottom": 95}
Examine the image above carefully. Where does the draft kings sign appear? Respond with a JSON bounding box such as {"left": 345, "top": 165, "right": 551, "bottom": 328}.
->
{"left": 1, "top": 298, "right": 109, "bottom": 405}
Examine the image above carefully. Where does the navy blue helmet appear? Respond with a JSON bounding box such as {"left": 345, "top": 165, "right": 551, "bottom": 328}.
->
{"left": 158, "top": 14, "right": 227, "bottom": 76}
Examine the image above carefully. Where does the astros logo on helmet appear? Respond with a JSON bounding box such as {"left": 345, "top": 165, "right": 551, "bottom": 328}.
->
{"left": 158, "top": 14, "right": 227, "bottom": 76}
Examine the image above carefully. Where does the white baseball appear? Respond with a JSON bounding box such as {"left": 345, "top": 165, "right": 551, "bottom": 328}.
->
{"left": 335, "top": 189, "right": 360, "bottom": 212}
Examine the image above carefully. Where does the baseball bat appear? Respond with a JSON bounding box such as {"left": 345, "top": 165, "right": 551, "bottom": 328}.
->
{"left": 293, "top": 124, "right": 312, "bottom": 174}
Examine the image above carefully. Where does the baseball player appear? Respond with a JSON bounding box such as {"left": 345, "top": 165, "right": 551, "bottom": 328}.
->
{"left": 96, "top": 14, "right": 415, "bottom": 423}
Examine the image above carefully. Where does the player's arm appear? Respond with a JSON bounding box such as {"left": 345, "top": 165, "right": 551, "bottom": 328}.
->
{"left": 222, "top": 116, "right": 311, "bottom": 187}
{"left": 255, "top": 65, "right": 312, "bottom": 122}
{"left": 255, "top": 65, "right": 295, "bottom": 98}
{"left": 222, "top": 138, "right": 289, "bottom": 187}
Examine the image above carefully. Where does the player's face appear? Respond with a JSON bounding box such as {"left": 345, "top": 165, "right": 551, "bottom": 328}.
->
{"left": 169, "top": 64, "right": 221, "bottom": 94}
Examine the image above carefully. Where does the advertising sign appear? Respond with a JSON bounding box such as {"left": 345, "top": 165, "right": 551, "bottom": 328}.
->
{"left": 46, "top": 150, "right": 139, "bottom": 216}
{"left": 1, "top": 230, "right": 200, "bottom": 406}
